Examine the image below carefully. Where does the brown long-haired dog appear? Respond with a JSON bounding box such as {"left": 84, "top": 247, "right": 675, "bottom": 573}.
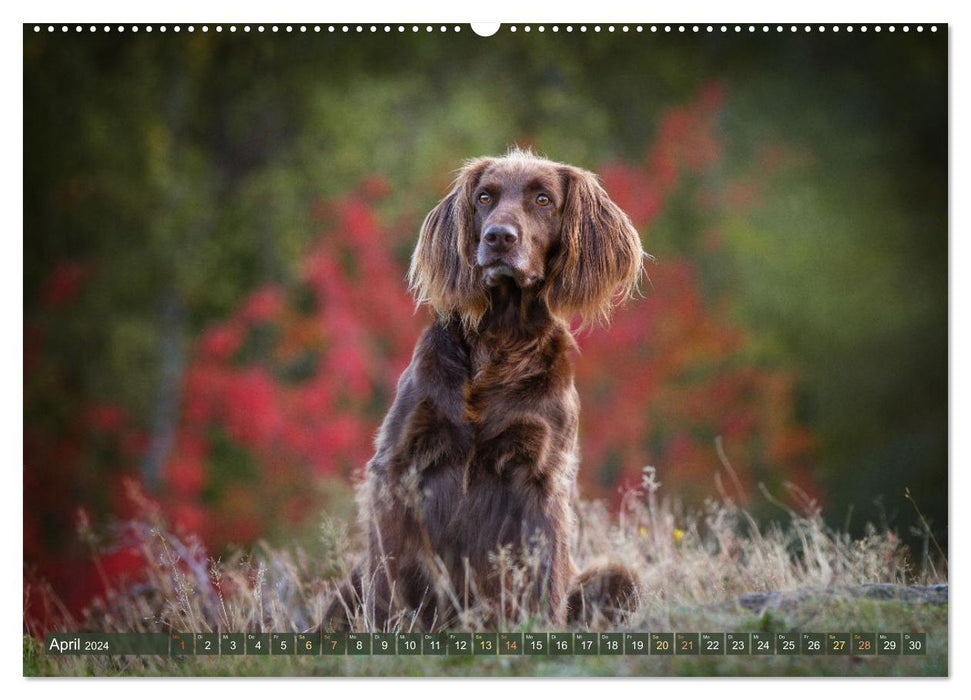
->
{"left": 324, "top": 149, "right": 644, "bottom": 631}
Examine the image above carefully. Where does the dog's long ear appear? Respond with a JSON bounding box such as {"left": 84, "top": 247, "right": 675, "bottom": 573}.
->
{"left": 543, "top": 165, "right": 644, "bottom": 327}
{"left": 408, "top": 157, "right": 492, "bottom": 328}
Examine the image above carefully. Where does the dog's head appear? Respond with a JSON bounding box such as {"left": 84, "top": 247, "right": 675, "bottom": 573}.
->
{"left": 409, "top": 149, "right": 644, "bottom": 328}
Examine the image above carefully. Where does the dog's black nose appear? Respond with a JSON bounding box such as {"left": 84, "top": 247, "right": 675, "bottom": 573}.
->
{"left": 483, "top": 224, "right": 519, "bottom": 252}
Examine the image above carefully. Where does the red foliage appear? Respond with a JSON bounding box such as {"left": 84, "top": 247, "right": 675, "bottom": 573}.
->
{"left": 84, "top": 403, "right": 127, "bottom": 433}
{"left": 198, "top": 323, "right": 244, "bottom": 363}
{"left": 40, "top": 259, "right": 88, "bottom": 308}
{"left": 572, "top": 83, "right": 815, "bottom": 503}
{"left": 153, "top": 184, "right": 423, "bottom": 547}
{"left": 238, "top": 286, "right": 286, "bottom": 326}
{"left": 575, "top": 260, "right": 816, "bottom": 504}
{"left": 601, "top": 83, "right": 724, "bottom": 229}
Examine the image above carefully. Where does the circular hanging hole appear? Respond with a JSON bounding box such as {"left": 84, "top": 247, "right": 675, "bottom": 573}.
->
{"left": 471, "top": 23, "right": 500, "bottom": 37}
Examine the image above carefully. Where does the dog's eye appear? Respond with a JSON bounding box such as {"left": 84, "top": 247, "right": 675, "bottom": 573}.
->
{"left": 477, "top": 192, "right": 492, "bottom": 205}
{"left": 536, "top": 194, "right": 551, "bottom": 207}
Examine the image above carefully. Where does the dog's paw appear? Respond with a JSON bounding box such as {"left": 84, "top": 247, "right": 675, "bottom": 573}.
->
{"left": 566, "top": 561, "right": 639, "bottom": 628}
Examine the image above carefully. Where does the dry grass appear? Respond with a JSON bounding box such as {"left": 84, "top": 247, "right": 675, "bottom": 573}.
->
{"left": 24, "top": 469, "right": 950, "bottom": 676}
{"left": 24, "top": 467, "right": 945, "bottom": 643}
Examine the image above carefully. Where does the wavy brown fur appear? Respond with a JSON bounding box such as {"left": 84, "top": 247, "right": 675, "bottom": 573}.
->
{"left": 326, "top": 150, "right": 644, "bottom": 631}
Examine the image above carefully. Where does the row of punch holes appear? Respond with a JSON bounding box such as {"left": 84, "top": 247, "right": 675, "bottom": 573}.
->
{"left": 33, "top": 24, "right": 940, "bottom": 35}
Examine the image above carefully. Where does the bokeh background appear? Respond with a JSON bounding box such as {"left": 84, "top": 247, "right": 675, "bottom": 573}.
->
{"left": 23, "top": 26, "right": 947, "bottom": 624}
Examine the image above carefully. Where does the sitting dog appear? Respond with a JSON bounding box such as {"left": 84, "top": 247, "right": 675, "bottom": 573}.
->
{"left": 325, "top": 149, "right": 644, "bottom": 630}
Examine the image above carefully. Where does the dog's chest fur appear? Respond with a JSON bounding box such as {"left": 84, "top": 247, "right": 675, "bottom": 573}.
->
{"left": 412, "top": 316, "right": 578, "bottom": 564}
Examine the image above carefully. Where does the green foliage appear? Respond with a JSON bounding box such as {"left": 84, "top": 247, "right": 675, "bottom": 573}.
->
{"left": 23, "top": 635, "right": 43, "bottom": 677}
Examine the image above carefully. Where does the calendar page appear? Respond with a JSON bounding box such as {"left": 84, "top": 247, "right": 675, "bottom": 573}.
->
{"left": 23, "top": 17, "right": 948, "bottom": 678}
